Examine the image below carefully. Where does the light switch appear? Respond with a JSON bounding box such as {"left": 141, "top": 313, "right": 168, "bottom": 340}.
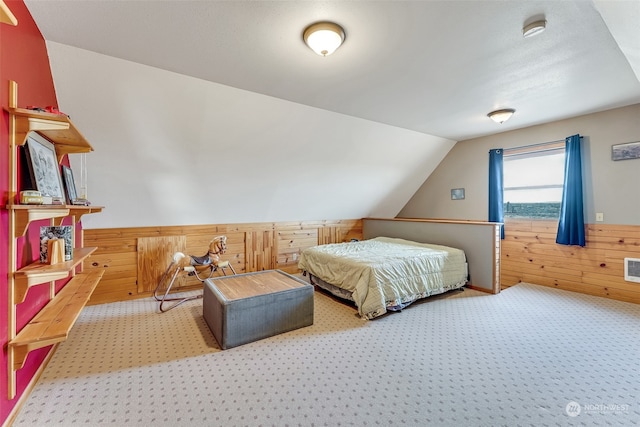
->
{"left": 596, "top": 212, "right": 604, "bottom": 222}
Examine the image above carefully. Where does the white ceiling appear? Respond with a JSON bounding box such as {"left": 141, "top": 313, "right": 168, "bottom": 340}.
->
{"left": 25, "top": 0, "right": 640, "bottom": 141}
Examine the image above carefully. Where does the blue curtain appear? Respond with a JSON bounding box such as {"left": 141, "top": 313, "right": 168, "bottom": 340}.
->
{"left": 488, "top": 149, "right": 504, "bottom": 239}
{"left": 556, "top": 134, "right": 585, "bottom": 246}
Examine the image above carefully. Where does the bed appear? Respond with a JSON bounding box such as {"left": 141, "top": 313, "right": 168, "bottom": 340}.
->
{"left": 297, "top": 236, "right": 468, "bottom": 319}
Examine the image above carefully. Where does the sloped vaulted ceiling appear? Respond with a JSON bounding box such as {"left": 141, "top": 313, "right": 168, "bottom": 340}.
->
{"left": 19, "top": 1, "right": 640, "bottom": 227}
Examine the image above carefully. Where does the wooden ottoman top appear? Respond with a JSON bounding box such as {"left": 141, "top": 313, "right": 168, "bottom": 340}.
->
{"left": 208, "top": 270, "right": 308, "bottom": 301}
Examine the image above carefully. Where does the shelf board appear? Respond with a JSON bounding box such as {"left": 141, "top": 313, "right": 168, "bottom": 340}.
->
{"left": 7, "top": 107, "right": 93, "bottom": 159}
{"left": 9, "top": 269, "right": 104, "bottom": 371}
{"left": 1, "top": 0, "right": 17, "bottom": 26}
{"left": 14, "top": 247, "right": 99, "bottom": 303}
{"left": 7, "top": 204, "right": 104, "bottom": 236}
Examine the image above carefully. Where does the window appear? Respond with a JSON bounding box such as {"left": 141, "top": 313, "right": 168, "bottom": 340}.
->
{"left": 503, "top": 142, "right": 565, "bottom": 219}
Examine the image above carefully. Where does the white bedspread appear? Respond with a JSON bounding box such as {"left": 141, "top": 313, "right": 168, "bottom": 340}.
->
{"left": 298, "top": 237, "right": 467, "bottom": 319}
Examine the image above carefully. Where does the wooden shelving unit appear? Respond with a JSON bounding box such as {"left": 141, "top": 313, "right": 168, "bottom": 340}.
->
{"left": 5, "top": 81, "right": 103, "bottom": 399}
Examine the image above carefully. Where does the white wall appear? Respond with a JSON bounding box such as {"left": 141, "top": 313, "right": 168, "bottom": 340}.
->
{"left": 45, "top": 42, "right": 456, "bottom": 229}
{"left": 399, "top": 104, "right": 640, "bottom": 225}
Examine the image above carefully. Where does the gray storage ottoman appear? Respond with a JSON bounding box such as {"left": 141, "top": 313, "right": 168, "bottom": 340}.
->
{"left": 203, "top": 270, "right": 314, "bottom": 349}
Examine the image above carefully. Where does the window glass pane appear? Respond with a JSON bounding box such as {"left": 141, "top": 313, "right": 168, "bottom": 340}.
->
{"left": 504, "top": 187, "right": 564, "bottom": 203}
{"left": 503, "top": 147, "right": 564, "bottom": 219}
{"left": 504, "top": 152, "right": 565, "bottom": 190}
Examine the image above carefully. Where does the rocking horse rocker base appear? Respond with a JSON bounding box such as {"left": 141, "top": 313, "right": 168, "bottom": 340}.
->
{"left": 153, "top": 236, "right": 236, "bottom": 312}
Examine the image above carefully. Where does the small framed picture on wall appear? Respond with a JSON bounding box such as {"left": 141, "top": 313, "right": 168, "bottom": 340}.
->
{"left": 451, "top": 188, "right": 465, "bottom": 200}
{"left": 611, "top": 141, "right": 640, "bottom": 161}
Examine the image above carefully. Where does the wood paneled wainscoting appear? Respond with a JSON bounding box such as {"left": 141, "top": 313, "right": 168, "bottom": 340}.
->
{"left": 501, "top": 219, "right": 640, "bottom": 304}
{"left": 83, "top": 219, "right": 362, "bottom": 305}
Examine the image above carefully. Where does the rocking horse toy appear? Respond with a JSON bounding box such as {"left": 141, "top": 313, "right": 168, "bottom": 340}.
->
{"left": 153, "top": 235, "right": 236, "bottom": 312}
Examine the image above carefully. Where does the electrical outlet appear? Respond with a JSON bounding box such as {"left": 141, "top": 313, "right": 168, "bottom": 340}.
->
{"left": 596, "top": 212, "right": 604, "bottom": 222}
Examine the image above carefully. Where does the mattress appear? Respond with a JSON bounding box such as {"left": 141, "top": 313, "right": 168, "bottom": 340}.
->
{"left": 298, "top": 236, "right": 467, "bottom": 319}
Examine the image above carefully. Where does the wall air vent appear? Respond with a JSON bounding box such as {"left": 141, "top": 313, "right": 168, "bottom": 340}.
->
{"left": 624, "top": 258, "right": 640, "bottom": 283}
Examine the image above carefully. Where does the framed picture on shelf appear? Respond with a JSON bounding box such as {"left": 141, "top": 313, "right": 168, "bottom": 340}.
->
{"left": 24, "top": 132, "right": 65, "bottom": 203}
{"left": 39, "top": 226, "right": 73, "bottom": 263}
{"left": 61, "top": 165, "right": 78, "bottom": 204}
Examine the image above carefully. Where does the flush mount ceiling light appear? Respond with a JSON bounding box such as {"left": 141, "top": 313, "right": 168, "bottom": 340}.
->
{"left": 488, "top": 109, "right": 515, "bottom": 124}
{"left": 523, "top": 19, "right": 546, "bottom": 38}
{"left": 303, "top": 22, "right": 345, "bottom": 56}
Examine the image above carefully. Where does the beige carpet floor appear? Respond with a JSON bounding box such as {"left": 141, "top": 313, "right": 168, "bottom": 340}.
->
{"left": 12, "top": 280, "right": 640, "bottom": 426}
